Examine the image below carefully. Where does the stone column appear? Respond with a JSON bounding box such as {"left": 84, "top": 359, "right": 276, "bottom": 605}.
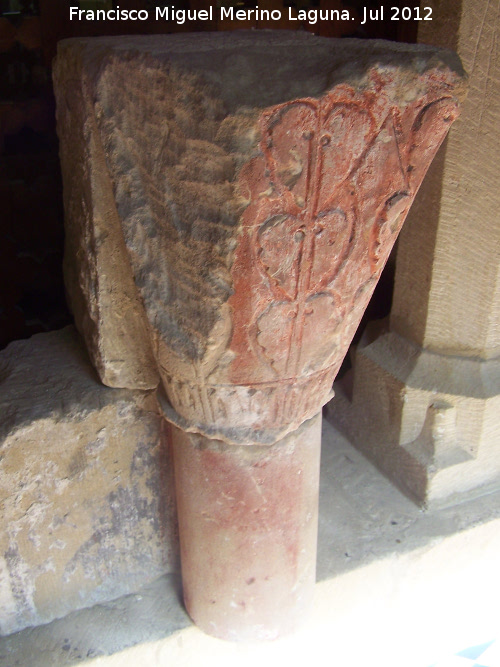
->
{"left": 328, "top": 0, "right": 500, "bottom": 508}
{"left": 170, "top": 415, "right": 321, "bottom": 641}
{"left": 54, "top": 32, "right": 464, "bottom": 639}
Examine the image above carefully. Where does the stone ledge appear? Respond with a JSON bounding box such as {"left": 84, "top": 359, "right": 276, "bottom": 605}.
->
{"left": 0, "top": 328, "right": 178, "bottom": 636}
{"left": 1, "top": 419, "right": 499, "bottom": 665}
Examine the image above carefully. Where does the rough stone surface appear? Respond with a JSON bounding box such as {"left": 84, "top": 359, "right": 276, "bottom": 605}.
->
{"left": 171, "top": 414, "right": 321, "bottom": 641}
{"left": 328, "top": 0, "right": 500, "bottom": 507}
{"left": 0, "top": 328, "right": 178, "bottom": 636}
{"left": 53, "top": 32, "right": 465, "bottom": 445}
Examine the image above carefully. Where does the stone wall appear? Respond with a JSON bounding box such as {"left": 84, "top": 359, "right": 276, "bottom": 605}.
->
{"left": 327, "top": 0, "right": 500, "bottom": 507}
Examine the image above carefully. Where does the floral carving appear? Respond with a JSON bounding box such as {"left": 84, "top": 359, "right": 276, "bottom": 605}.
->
{"left": 54, "top": 35, "right": 464, "bottom": 444}
{"left": 231, "top": 76, "right": 460, "bottom": 387}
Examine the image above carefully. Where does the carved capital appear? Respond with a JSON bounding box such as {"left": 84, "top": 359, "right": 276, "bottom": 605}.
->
{"left": 54, "top": 33, "right": 465, "bottom": 444}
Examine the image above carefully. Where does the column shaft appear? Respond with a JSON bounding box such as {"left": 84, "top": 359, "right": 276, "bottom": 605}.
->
{"left": 171, "top": 415, "right": 321, "bottom": 641}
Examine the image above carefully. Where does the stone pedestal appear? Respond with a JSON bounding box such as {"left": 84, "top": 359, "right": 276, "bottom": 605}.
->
{"left": 328, "top": 0, "right": 500, "bottom": 508}
{"left": 54, "top": 32, "right": 464, "bottom": 638}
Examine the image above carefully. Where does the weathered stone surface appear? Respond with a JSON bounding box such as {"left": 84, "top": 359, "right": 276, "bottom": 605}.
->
{"left": 0, "top": 328, "right": 178, "bottom": 636}
{"left": 54, "top": 32, "right": 465, "bottom": 445}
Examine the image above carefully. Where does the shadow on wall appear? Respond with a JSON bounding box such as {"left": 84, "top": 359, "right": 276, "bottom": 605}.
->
{"left": 0, "top": 3, "right": 71, "bottom": 349}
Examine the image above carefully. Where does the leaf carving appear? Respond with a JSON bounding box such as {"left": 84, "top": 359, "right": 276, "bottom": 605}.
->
{"left": 317, "top": 104, "right": 374, "bottom": 210}
{"left": 256, "top": 302, "right": 297, "bottom": 376}
{"left": 258, "top": 214, "right": 304, "bottom": 300}
{"left": 254, "top": 98, "right": 365, "bottom": 375}
{"left": 256, "top": 293, "right": 342, "bottom": 376}
{"left": 267, "top": 102, "right": 317, "bottom": 201}
{"left": 299, "top": 293, "right": 343, "bottom": 374}
{"left": 251, "top": 81, "right": 458, "bottom": 380}
{"left": 310, "top": 209, "right": 352, "bottom": 290}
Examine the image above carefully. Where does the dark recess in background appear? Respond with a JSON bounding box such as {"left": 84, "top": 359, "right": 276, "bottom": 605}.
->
{"left": 0, "top": 0, "right": 417, "bottom": 351}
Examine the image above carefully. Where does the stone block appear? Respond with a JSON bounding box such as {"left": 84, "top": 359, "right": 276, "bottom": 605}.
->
{"left": 0, "top": 328, "right": 178, "bottom": 636}
{"left": 328, "top": 331, "right": 500, "bottom": 507}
